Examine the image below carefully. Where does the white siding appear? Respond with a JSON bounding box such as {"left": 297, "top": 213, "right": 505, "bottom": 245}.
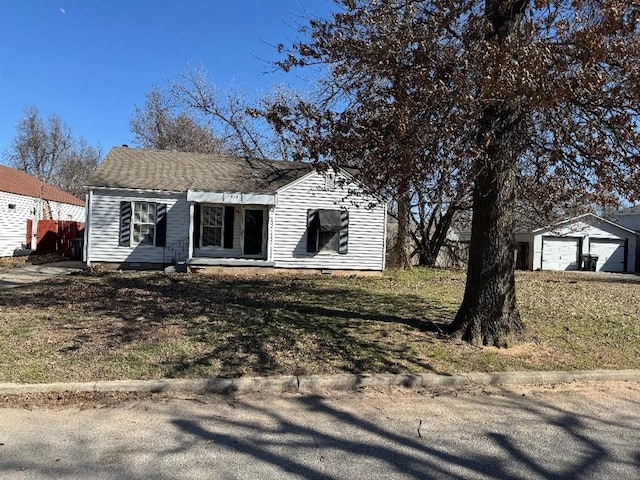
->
{"left": 272, "top": 170, "right": 386, "bottom": 271}
{"left": 87, "top": 190, "right": 188, "bottom": 264}
{"left": 88, "top": 172, "right": 385, "bottom": 270}
{"left": 47, "top": 200, "right": 85, "bottom": 222}
{"left": 0, "top": 191, "right": 85, "bottom": 257}
{"left": 617, "top": 213, "right": 640, "bottom": 232}
{"left": 0, "top": 191, "right": 35, "bottom": 256}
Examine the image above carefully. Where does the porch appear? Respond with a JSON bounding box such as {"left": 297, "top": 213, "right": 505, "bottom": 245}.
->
{"left": 187, "top": 257, "right": 275, "bottom": 267}
{"left": 164, "top": 190, "right": 276, "bottom": 267}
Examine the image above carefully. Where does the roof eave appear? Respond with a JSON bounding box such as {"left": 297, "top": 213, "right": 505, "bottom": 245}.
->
{"left": 187, "top": 189, "right": 277, "bottom": 205}
{"left": 88, "top": 185, "right": 185, "bottom": 195}
{"left": 531, "top": 212, "right": 638, "bottom": 236}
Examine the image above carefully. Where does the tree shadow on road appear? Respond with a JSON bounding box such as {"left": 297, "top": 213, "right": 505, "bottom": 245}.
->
{"left": 0, "top": 386, "right": 638, "bottom": 479}
{"left": 167, "top": 387, "right": 640, "bottom": 479}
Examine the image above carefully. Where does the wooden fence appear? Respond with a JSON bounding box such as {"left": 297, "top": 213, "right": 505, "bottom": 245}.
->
{"left": 35, "top": 220, "right": 84, "bottom": 257}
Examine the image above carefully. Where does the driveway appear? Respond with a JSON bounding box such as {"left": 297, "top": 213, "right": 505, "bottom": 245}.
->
{"left": 0, "top": 261, "right": 85, "bottom": 289}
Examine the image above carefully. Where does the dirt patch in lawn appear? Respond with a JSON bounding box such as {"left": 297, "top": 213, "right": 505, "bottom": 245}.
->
{"left": 482, "top": 342, "right": 570, "bottom": 364}
{"left": 0, "top": 268, "right": 638, "bottom": 384}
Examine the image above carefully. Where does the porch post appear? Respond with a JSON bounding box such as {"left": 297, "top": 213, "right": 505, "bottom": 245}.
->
{"left": 267, "top": 205, "right": 275, "bottom": 262}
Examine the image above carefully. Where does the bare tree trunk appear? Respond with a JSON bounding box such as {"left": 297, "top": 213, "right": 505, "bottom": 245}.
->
{"left": 447, "top": 139, "right": 522, "bottom": 346}
{"left": 447, "top": 0, "right": 528, "bottom": 346}
{"left": 393, "top": 189, "right": 412, "bottom": 269}
{"left": 412, "top": 177, "right": 465, "bottom": 267}
{"left": 421, "top": 207, "right": 456, "bottom": 267}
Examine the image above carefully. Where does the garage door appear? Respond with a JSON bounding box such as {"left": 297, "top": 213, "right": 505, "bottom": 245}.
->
{"left": 589, "top": 239, "right": 626, "bottom": 272}
{"left": 542, "top": 237, "right": 580, "bottom": 271}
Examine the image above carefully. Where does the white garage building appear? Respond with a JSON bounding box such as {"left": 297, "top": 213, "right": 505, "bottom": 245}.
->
{"left": 527, "top": 213, "right": 637, "bottom": 273}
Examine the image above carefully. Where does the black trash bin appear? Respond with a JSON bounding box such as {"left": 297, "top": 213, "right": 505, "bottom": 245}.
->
{"left": 580, "top": 254, "right": 592, "bottom": 271}
{"left": 70, "top": 238, "right": 83, "bottom": 261}
{"left": 590, "top": 255, "right": 598, "bottom": 271}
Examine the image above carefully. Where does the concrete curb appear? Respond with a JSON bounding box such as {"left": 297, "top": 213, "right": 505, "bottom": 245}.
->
{"left": 1, "top": 370, "right": 639, "bottom": 396}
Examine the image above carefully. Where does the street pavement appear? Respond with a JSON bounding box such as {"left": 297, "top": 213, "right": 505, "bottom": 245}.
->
{"left": 1, "top": 381, "right": 639, "bottom": 479}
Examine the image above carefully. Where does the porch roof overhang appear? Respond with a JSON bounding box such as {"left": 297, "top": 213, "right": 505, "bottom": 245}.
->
{"left": 187, "top": 189, "right": 276, "bottom": 205}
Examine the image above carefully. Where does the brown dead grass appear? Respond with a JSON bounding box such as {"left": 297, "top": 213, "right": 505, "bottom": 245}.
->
{"left": 482, "top": 342, "right": 563, "bottom": 358}
{"left": 0, "top": 391, "right": 162, "bottom": 410}
{"left": 0, "top": 268, "right": 638, "bottom": 384}
{"left": 0, "top": 253, "right": 67, "bottom": 269}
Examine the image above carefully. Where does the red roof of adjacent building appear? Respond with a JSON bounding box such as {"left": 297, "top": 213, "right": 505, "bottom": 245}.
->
{"left": 0, "top": 165, "right": 85, "bottom": 207}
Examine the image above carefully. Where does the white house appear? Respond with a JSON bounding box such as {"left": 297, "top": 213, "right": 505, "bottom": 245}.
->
{"left": 521, "top": 213, "right": 638, "bottom": 273}
{"left": 0, "top": 165, "right": 85, "bottom": 257}
{"left": 616, "top": 205, "right": 640, "bottom": 232}
{"left": 616, "top": 205, "right": 640, "bottom": 272}
{"left": 84, "top": 147, "right": 387, "bottom": 272}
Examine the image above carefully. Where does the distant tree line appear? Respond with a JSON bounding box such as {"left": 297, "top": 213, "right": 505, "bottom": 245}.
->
{"left": 4, "top": 105, "right": 101, "bottom": 198}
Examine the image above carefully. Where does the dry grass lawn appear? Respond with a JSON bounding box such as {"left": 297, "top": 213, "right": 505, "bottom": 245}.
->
{"left": 0, "top": 268, "right": 638, "bottom": 383}
{"left": 0, "top": 253, "right": 66, "bottom": 269}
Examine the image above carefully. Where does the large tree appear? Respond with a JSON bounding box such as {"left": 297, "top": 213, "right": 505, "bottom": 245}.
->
{"left": 55, "top": 139, "right": 102, "bottom": 197}
{"left": 129, "top": 86, "right": 225, "bottom": 154}
{"left": 269, "top": 0, "right": 640, "bottom": 346}
{"left": 132, "top": 70, "right": 299, "bottom": 160}
{"left": 6, "top": 105, "right": 73, "bottom": 182}
{"left": 172, "top": 67, "right": 299, "bottom": 160}
{"left": 5, "top": 105, "right": 101, "bottom": 196}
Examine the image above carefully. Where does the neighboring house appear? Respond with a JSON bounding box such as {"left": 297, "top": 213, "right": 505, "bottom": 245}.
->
{"left": 616, "top": 205, "right": 640, "bottom": 272}
{"left": 84, "top": 147, "right": 387, "bottom": 272}
{"left": 454, "top": 212, "right": 638, "bottom": 273}
{"left": 616, "top": 205, "right": 640, "bottom": 232}
{"left": 0, "top": 165, "right": 85, "bottom": 257}
{"left": 517, "top": 213, "right": 637, "bottom": 273}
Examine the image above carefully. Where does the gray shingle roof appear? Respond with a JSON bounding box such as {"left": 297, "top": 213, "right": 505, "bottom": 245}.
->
{"left": 618, "top": 205, "right": 640, "bottom": 215}
{"left": 87, "top": 147, "right": 313, "bottom": 193}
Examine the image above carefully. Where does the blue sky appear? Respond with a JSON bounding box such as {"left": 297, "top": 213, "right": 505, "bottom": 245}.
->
{"left": 0, "top": 0, "right": 334, "bottom": 164}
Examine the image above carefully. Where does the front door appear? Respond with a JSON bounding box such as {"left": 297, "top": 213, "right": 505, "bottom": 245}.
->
{"left": 243, "top": 209, "right": 264, "bottom": 256}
